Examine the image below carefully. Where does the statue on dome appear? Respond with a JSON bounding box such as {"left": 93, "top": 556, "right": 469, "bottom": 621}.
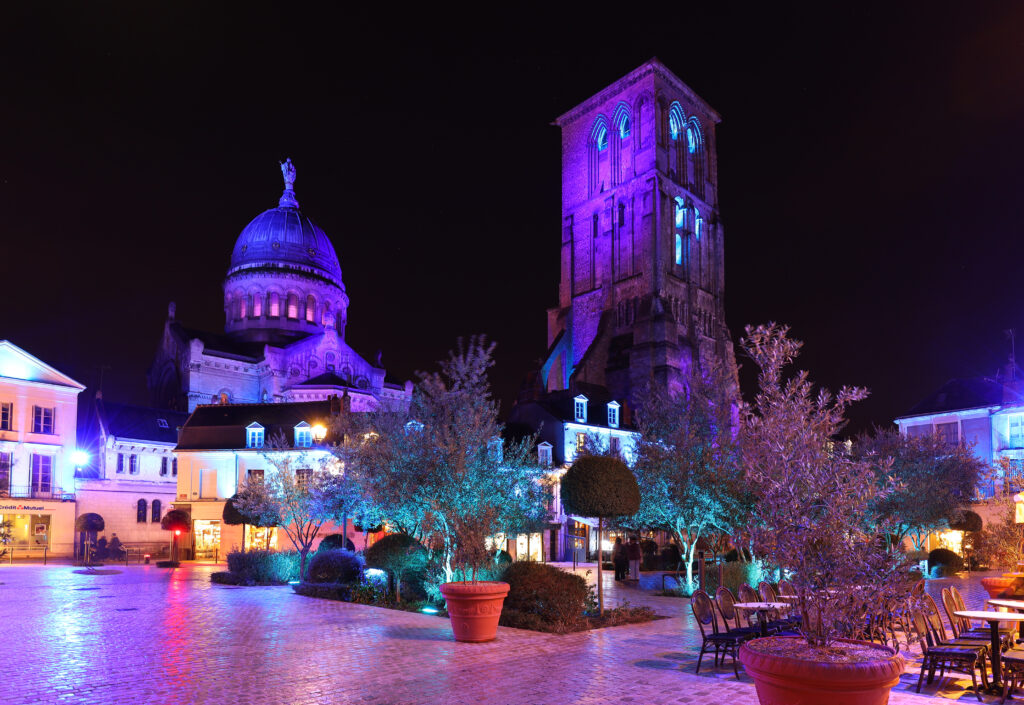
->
{"left": 280, "top": 158, "right": 296, "bottom": 189}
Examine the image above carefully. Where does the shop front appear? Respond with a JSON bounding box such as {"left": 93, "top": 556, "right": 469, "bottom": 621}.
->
{"left": 0, "top": 499, "right": 76, "bottom": 557}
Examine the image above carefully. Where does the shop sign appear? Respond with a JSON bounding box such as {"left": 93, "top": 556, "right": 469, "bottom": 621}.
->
{"left": 0, "top": 504, "right": 46, "bottom": 512}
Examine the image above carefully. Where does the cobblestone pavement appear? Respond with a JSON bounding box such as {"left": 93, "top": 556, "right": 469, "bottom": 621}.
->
{"left": 0, "top": 562, "right": 1014, "bottom": 705}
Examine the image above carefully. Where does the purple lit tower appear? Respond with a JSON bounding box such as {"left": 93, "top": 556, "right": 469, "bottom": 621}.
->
{"left": 540, "top": 59, "right": 735, "bottom": 408}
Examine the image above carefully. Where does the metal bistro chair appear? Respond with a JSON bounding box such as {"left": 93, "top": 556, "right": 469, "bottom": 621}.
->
{"left": 942, "top": 588, "right": 1011, "bottom": 651}
{"left": 910, "top": 608, "right": 989, "bottom": 701}
{"left": 690, "top": 589, "right": 751, "bottom": 677}
{"left": 924, "top": 594, "right": 991, "bottom": 651}
{"left": 758, "top": 581, "right": 798, "bottom": 632}
{"left": 997, "top": 650, "right": 1024, "bottom": 704}
{"left": 716, "top": 586, "right": 760, "bottom": 636}
{"left": 950, "top": 585, "right": 1015, "bottom": 647}
{"left": 737, "top": 583, "right": 774, "bottom": 635}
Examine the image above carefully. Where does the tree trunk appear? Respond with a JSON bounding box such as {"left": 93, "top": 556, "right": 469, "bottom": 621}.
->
{"left": 342, "top": 513, "right": 348, "bottom": 551}
{"left": 299, "top": 548, "right": 309, "bottom": 582}
{"left": 597, "top": 517, "right": 604, "bottom": 617}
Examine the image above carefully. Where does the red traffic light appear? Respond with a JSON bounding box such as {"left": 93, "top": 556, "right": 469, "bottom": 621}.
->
{"left": 175, "top": 530, "right": 181, "bottom": 536}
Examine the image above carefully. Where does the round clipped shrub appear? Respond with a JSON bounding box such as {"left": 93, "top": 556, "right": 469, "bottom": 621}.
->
{"left": 318, "top": 534, "right": 356, "bottom": 552}
{"left": 501, "top": 561, "right": 590, "bottom": 628}
{"left": 364, "top": 533, "right": 429, "bottom": 602}
{"left": 560, "top": 455, "right": 640, "bottom": 519}
{"left": 306, "top": 549, "right": 364, "bottom": 585}
{"left": 928, "top": 547, "right": 964, "bottom": 576}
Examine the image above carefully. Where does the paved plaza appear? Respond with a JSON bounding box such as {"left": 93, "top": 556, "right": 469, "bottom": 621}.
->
{"left": 0, "top": 562, "right": 1013, "bottom": 705}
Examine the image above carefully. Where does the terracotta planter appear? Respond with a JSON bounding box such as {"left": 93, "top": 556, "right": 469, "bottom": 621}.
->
{"left": 439, "top": 581, "right": 510, "bottom": 643}
{"left": 981, "top": 576, "right": 1018, "bottom": 600}
{"left": 739, "top": 637, "right": 905, "bottom": 705}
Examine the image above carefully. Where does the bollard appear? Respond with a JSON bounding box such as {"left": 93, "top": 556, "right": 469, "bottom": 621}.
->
{"left": 698, "top": 550, "right": 706, "bottom": 591}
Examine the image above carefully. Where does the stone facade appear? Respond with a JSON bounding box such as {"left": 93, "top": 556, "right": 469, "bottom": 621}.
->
{"left": 542, "top": 59, "right": 735, "bottom": 408}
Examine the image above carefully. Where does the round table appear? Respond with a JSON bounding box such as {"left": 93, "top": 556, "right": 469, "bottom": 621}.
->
{"left": 733, "top": 602, "right": 790, "bottom": 637}
{"left": 988, "top": 598, "right": 1024, "bottom": 640}
{"left": 954, "top": 610, "right": 1024, "bottom": 688}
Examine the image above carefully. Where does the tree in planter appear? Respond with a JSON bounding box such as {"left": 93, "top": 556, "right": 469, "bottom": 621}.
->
{"left": 630, "top": 369, "right": 746, "bottom": 588}
{"left": 739, "top": 323, "right": 908, "bottom": 649}
{"left": 854, "top": 427, "right": 985, "bottom": 551}
{"left": 233, "top": 439, "right": 347, "bottom": 581}
{"left": 342, "top": 336, "right": 545, "bottom": 584}
{"left": 560, "top": 454, "right": 640, "bottom": 616}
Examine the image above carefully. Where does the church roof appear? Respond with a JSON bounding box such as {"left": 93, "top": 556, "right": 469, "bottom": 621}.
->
{"left": 170, "top": 322, "right": 266, "bottom": 360}
{"left": 226, "top": 160, "right": 343, "bottom": 287}
{"left": 97, "top": 399, "right": 188, "bottom": 444}
{"left": 177, "top": 400, "right": 338, "bottom": 451}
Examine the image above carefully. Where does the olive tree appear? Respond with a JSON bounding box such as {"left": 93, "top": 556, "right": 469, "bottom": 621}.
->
{"left": 560, "top": 454, "right": 640, "bottom": 615}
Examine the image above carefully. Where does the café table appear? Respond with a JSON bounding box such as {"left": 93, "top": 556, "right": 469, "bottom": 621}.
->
{"left": 954, "top": 609, "right": 1024, "bottom": 689}
{"left": 733, "top": 601, "right": 790, "bottom": 637}
{"left": 988, "top": 598, "right": 1024, "bottom": 640}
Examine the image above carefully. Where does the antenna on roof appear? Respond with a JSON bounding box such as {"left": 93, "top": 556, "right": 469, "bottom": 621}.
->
{"left": 1005, "top": 329, "right": 1016, "bottom": 382}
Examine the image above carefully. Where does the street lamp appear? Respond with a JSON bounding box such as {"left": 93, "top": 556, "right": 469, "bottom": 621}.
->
{"left": 311, "top": 424, "right": 327, "bottom": 443}
{"left": 71, "top": 449, "right": 89, "bottom": 467}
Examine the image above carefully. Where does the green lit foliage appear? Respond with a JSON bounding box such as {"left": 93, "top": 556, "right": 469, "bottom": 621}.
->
{"left": 364, "top": 533, "right": 429, "bottom": 602}
{"left": 854, "top": 427, "right": 985, "bottom": 551}
{"left": 630, "top": 366, "right": 746, "bottom": 588}
{"left": 560, "top": 455, "right": 639, "bottom": 518}
{"left": 500, "top": 561, "right": 591, "bottom": 631}
{"left": 340, "top": 336, "right": 545, "bottom": 583}
{"left": 306, "top": 549, "right": 364, "bottom": 584}
{"left": 740, "top": 323, "right": 909, "bottom": 648}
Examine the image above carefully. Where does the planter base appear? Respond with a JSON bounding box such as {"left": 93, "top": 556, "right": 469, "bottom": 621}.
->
{"left": 439, "top": 581, "right": 509, "bottom": 643}
{"left": 739, "top": 637, "right": 904, "bottom": 705}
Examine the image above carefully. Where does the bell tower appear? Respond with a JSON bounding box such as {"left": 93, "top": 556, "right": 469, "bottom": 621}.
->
{"left": 541, "top": 58, "right": 735, "bottom": 406}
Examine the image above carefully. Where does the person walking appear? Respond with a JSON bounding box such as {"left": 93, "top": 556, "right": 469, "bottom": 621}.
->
{"left": 612, "top": 536, "right": 627, "bottom": 581}
{"left": 626, "top": 536, "right": 642, "bottom": 581}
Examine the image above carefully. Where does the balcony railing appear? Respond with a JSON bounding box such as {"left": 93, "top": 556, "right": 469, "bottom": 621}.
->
{"left": 0, "top": 485, "right": 74, "bottom": 501}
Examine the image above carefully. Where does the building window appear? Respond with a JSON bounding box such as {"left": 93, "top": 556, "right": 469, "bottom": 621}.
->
{"left": 608, "top": 402, "right": 620, "bottom": 428}
{"left": 618, "top": 202, "right": 626, "bottom": 227}
{"left": 31, "top": 454, "right": 52, "bottom": 494}
{"left": 610, "top": 436, "right": 621, "bottom": 455}
{"left": 246, "top": 423, "right": 265, "bottom": 449}
{"left": 172, "top": 458, "right": 178, "bottom": 477}
{"left": 294, "top": 422, "right": 312, "bottom": 448}
{"left": 287, "top": 294, "right": 299, "bottom": 320}
{"left": 538, "top": 443, "right": 552, "bottom": 467}
{"left": 116, "top": 453, "right": 125, "bottom": 474}
{"left": 151, "top": 499, "right": 162, "bottom": 523}
{"left": 675, "top": 234, "right": 683, "bottom": 266}
{"left": 247, "top": 468, "right": 265, "bottom": 485}
{"left": 0, "top": 402, "right": 11, "bottom": 431}
{"left": 574, "top": 395, "right": 588, "bottom": 423}
{"left": 575, "top": 432, "right": 586, "bottom": 454}
{"left": 1010, "top": 415, "right": 1024, "bottom": 448}
{"left": 32, "top": 406, "right": 54, "bottom": 434}
{"left": 156, "top": 418, "right": 169, "bottom": 429}
{"left": 160, "top": 457, "right": 168, "bottom": 476}
{"left": 252, "top": 294, "right": 262, "bottom": 318}
{"left": 306, "top": 295, "right": 316, "bottom": 323}
{"left": 128, "top": 454, "right": 139, "bottom": 475}
{"left": 136, "top": 499, "right": 147, "bottom": 523}
{"left": 295, "top": 468, "right": 311, "bottom": 489}
{"left": 239, "top": 296, "right": 248, "bottom": 319}
{"left": 0, "top": 452, "right": 10, "bottom": 494}
{"left": 268, "top": 292, "right": 280, "bottom": 318}
{"left": 596, "top": 124, "right": 608, "bottom": 151}
{"left": 936, "top": 421, "right": 959, "bottom": 446}
{"left": 695, "top": 216, "right": 703, "bottom": 240}
{"left": 674, "top": 197, "right": 687, "bottom": 229}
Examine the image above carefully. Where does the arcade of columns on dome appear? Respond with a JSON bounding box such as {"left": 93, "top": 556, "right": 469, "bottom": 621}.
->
{"left": 148, "top": 159, "right": 412, "bottom": 414}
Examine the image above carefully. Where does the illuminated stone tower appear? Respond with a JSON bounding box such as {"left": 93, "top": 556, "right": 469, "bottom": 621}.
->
{"left": 541, "top": 59, "right": 735, "bottom": 407}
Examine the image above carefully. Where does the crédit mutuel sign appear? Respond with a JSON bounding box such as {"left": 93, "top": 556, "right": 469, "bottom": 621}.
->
{"left": 0, "top": 504, "right": 46, "bottom": 512}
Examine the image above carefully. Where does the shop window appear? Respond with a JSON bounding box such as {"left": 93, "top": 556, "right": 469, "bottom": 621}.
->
{"left": 32, "top": 406, "right": 54, "bottom": 434}
{"left": 0, "top": 402, "right": 11, "bottom": 431}
{"left": 151, "top": 499, "right": 161, "bottom": 523}
{"left": 30, "top": 454, "right": 52, "bottom": 494}
{"left": 136, "top": 499, "right": 147, "bottom": 523}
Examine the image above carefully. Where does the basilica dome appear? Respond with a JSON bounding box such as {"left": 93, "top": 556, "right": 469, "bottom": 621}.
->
{"left": 226, "top": 162, "right": 343, "bottom": 287}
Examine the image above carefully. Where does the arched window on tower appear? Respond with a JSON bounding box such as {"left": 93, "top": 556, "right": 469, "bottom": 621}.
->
{"left": 322, "top": 301, "right": 332, "bottom": 328}
{"left": 685, "top": 119, "right": 704, "bottom": 190}
{"left": 588, "top": 116, "right": 611, "bottom": 196}
{"left": 251, "top": 292, "right": 262, "bottom": 318}
{"left": 612, "top": 103, "right": 632, "bottom": 184}
{"left": 305, "top": 295, "right": 316, "bottom": 323}
{"left": 268, "top": 292, "right": 280, "bottom": 318}
{"left": 675, "top": 233, "right": 684, "bottom": 267}
{"left": 668, "top": 103, "right": 686, "bottom": 183}
{"left": 239, "top": 295, "right": 248, "bottom": 320}
{"left": 136, "top": 498, "right": 147, "bottom": 523}
{"left": 287, "top": 294, "right": 299, "bottom": 320}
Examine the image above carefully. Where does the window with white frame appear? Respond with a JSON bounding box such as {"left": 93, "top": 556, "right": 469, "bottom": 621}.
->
{"left": 31, "top": 454, "right": 52, "bottom": 493}
{"left": 247, "top": 468, "right": 265, "bottom": 485}
{"left": 116, "top": 453, "right": 125, "bottom": 474}
{"left": 0, "top": 452, "right": 10, "bottom": 493}
{"left": 160, "top": 457, "right": 168, "bottom": 476}
{"left": 576, "top": 432, "right": 586, "bottom": 453}
{"left": 936, "top": 422, "right": 959, "bottom": 447}
{"left": 246, "top": 423, "right": 265, "bottom": 449}
{"left": 574, "top": 395, "right": 588, "bottom": 423}
{"left": 607, "top": 402, "right": 620, "bottom": 428}
{"left": 128, "top": 454, "right": 139, "bottom": 475}
{"left": 1010, "top": 415, "right": 1024, "bottom": 448}
{"left": 156, "top": 418, "right": 169, "bottom": 429}
{"left": 0, "top": 402, "right": 11, "bottom": 431}
{"left": 32, "top": 406, "right": 54, "bottom": 434}
{"left": 136, "top": 499, "right": 147, "bottom": 523}
{"left": 538, "top": 442, "right": 552, "bottom": 467}
{"left": 295, "top": 468, "right": 312, "bottom": 489}
{"left": 294, "top": 422, "right": 312, "bottom": 448}
{"left": 151, "top": 499, "right": 162, "bottom": 523}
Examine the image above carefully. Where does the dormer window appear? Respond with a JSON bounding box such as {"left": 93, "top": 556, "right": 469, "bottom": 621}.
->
{"left": 607, "top": 401, "right": 620, "bottom": 429}
{"left": 156, "top": 418, "right": 169, "bottom": 429}
{"left": 294, "top": 421, "right": 312, "bottom": 448}
{"left": 246, "top": 423, "right": 264, "bottom": 449}
{"left": 538, "top": 442, "right": 552, "bottom": 467}
{"left": 574, "top": 395, "right": 588, "bottom": 423}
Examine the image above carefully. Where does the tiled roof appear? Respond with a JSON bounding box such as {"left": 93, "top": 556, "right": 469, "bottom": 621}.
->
{"left": 98, "top": 400, "right": 188, "bottom": 444}
{"left": 900, "top": 377, "right": 1007, "bottom": 418}
{"left": 177, "top": 400, "right": 337, "bottom": 451}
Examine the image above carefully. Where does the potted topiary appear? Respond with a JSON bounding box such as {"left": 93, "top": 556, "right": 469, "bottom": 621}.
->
{"left": 160, "top": 509, "right": 191, "bottom": 566}
{"left": 559, "top": 454, "right": 640, "bottom": 615}
{"left": 736, "top": 325, "right": 906, "bottom": 705}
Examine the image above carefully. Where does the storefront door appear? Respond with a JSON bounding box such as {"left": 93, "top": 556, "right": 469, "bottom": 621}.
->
{"left": 1, "top": 513, "right": 50, "bottom": 548}
{"left": 193, "top": 519, "right": 221, "bottom": 561}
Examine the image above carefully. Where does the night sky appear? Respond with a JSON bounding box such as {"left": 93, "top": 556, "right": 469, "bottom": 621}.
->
{"left": 3, "top": 5, "right": 1024, "bottom": 433}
